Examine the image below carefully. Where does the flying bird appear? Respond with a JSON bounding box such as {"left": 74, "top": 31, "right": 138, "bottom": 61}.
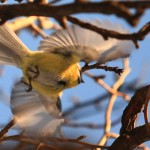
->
{"left": 0, "top": 20, "right": 134, "bottom": 136}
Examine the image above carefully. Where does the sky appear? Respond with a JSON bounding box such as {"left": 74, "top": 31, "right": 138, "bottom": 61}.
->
{"left": 0, "top": 0, "right": 150, "bottom": 148}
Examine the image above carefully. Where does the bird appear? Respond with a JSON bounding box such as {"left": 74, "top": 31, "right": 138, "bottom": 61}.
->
{"left": 0, "top": 20, "right": 134, "bottom": 137}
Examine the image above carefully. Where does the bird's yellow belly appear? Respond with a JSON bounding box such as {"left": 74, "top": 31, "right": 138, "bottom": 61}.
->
{"left": 21, "top": 52, "right": 80, "bottom": 96}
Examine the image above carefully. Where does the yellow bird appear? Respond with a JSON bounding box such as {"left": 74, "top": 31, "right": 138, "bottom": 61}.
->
{"left": 0, "top": 20, "right": 134, "bottom": 136}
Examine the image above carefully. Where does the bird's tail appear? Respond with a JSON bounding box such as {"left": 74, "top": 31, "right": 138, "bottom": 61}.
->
{"left": 0, "top": 24, "right": 30, "bottom": 66}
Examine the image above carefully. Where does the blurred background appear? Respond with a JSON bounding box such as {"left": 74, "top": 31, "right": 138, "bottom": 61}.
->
{"left": 0, "top": 0, "right": 150, "bottom": 149}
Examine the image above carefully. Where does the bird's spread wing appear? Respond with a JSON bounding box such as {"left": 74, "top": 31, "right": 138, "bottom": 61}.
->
{"left": 11, "top": 79, "right": 63, "bottom": 137}
{"left": 38, "top": 20, "right": 134, "bottom": 63}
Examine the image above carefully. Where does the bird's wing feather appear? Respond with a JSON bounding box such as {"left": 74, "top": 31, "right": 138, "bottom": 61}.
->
{"left": 11, "top": 79, "right": 63, "bottom": 137}
{"left": 38, "top": 20, "right": 134, "bottom": 63}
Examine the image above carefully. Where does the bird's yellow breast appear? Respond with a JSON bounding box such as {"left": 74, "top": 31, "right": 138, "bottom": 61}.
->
{"left": 20, "top": 51, "right": 80, "bottom": 96}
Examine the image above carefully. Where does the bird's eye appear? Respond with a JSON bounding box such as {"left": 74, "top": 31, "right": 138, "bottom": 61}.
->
{"left": 57, "top": 80, "right": 67, "bottom": 86}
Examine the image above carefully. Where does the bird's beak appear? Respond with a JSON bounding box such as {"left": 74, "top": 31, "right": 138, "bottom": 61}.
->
{"left": 78, "top": 70, "right": 84, "bottom": 84}
{"left": 80, "top": 76, "right": 84, "bottom": 83}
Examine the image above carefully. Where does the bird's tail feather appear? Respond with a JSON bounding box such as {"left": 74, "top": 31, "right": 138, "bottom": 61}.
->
{"left": 0, "top": 24, "right": 30, "bottom": 66}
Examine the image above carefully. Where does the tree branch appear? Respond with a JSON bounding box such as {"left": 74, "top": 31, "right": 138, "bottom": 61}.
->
{"left": 64, "top": 117, "right": 121, "bottom": 129}
{"left": 0, "top": 1, "right": 149, "bottom": 25}
{"left": 120, "top": 85, "right": 150, "bottom": 135}
{"left": 3, "top": 135, "right": 109, "bottom": 150}
{"left": 109, "top": 124, "right": 150, "bottom": 150}
{"left": 67, "top": 16, "right": 150, "bottom": 48}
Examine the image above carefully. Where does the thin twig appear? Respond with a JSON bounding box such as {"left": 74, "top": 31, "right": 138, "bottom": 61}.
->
{"left": 143, "top": 87, "right": 150, "bottom": 131}
{"left": 85, "top": 72, "right": 130, "bottom": 101}
{"left": 35, "top": 143, "right": 57, "bottom": 150}
{"left": 82, "top": 63, "right": 123, "bottom": 75}
{"left": 107, "top": 132, "right": 119, "bottom": 139}
{"left": 64, "top": 117, "right": 121, "bottom": 129}
{"left": 7, "top": 16, "right": 37, "bottom": 31}
{"left": 0, "top": 119, "right": 15, "bottom": 143}
{"left": 99, "top": 59, "right": 130, "bottom": 146}
{"left": 54, "top": 137, "right": 110, "bottom": 149}
{"left": 30, "top": 23, "right": 48, "bottom": 38}
{"left": 67, "top": 16, "right": 150, "bottom": 48}
{"left": 3, "top": 135, "right": 109, "bottom": 150}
